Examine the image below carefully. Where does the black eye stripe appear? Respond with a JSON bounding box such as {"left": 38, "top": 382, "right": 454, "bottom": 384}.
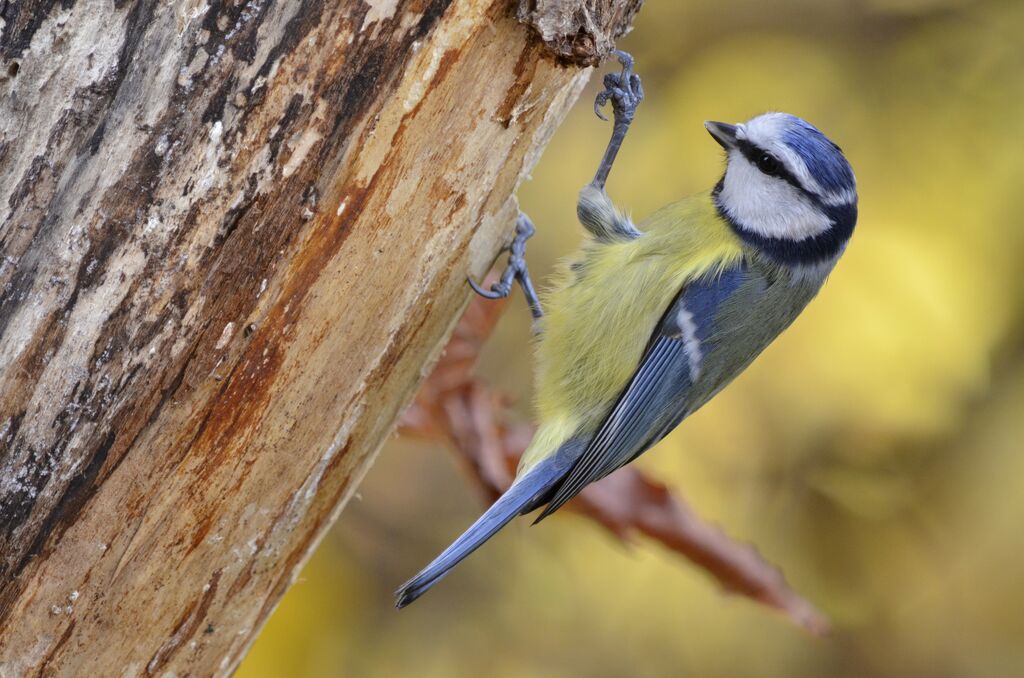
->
{"left": 733, "top": 139, "right": 806, "bottom": 192}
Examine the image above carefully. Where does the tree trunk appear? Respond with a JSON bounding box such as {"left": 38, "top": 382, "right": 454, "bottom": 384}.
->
{"left": 0, "top": 0, "right": 639, "bottom": 674}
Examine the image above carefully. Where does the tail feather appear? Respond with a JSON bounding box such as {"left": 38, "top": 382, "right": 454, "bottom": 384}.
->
{"left": 395, "top": 454, "right": 570, "bottom": 608}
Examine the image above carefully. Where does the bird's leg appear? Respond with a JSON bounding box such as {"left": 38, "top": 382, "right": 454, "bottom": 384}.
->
{"left": 590, "top": 50, "right": 644, "bottom": 190}
{"left": 468, "top": 213, "right": 543, "bottom": 320}
{"left": 468, "top": 51, "right": 643, "bottom": 318}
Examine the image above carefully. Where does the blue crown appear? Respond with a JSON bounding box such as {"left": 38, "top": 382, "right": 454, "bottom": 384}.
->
{"left": 780, "top": 115, "right": 856, "bottom": 199}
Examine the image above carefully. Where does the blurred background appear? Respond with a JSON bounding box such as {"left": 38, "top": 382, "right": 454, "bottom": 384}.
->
{"left": 240, "top": 1, "right": 1024, "bottom": 675}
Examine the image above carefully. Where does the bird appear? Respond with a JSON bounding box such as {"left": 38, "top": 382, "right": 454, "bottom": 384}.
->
{"left": 396, "top": 51, "right": 857, "bottom": 608}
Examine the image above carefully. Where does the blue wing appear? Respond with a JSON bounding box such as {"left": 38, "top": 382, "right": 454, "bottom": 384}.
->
{"left": 534, "top": 264, "right": 748, "bottom": 521}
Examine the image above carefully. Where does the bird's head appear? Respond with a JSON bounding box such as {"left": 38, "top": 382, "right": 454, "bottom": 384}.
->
{"left": 706, "top": 112, "right": 857, "bottom": 266}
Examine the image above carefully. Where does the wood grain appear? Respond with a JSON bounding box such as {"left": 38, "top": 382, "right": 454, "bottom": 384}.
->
{"left": 0, "top": 0, "right": 638, "bottom": 673}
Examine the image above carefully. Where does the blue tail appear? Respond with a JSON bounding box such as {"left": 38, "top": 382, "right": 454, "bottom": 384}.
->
{"left": 395, "top": 453, "right": 572, "bottom": 608}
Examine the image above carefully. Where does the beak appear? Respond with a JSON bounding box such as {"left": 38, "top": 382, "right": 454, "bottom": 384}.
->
{"left": 705, "top": 121, "right": 739, "bottom": 150}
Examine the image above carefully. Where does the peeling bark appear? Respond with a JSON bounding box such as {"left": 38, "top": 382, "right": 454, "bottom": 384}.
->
{"left": 516, "top": 0, "right": 644, "bottom": 65}
{"left": 0, "top": 0, "right": 638, "bottom": 674}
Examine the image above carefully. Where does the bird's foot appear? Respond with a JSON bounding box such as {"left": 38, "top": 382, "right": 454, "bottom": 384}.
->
{"left": 591, "top": 50, "right": 644, "bottom": 189}
{"left": 594, "top": 50, "right": 644, "bottom": 125}
{"left": 468, "top": 213, "right": 543, "bottom": 320}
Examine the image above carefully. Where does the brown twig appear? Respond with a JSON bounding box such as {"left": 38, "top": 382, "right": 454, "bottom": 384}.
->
{"left": 399, "top": 291, "right": 830, "bottom": 635}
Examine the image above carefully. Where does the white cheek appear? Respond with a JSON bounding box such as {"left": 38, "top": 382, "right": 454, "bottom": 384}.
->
{"left": 719, "top": 154, "right": 832, "bottom": 241}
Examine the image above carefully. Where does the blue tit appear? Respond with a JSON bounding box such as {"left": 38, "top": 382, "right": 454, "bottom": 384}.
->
{"left": 396, "top": 53, "right": 857, "bottom": 608}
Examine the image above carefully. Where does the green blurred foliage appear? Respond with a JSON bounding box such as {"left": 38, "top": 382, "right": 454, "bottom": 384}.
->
{"left": 240, "top": 1, "right": 1024, "bottom": 675}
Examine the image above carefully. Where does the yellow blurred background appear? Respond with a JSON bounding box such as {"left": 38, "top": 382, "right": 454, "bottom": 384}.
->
{"left": 240, "top": 1, "right": 1024, "bottom": 675}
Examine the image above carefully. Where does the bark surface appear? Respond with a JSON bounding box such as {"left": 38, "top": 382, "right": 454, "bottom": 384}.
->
{"left": 0, "top": 0, "right": 636, "bottom": 673}
{"left": 517, "top": 0, "right": 644, "bottom": 65}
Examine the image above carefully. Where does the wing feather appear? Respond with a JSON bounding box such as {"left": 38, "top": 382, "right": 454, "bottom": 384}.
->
{"left": 534, "top": 263, "right": 751, "bottom": 522}
{"left": 535, "top": 337, "right": 690, "bottom": 521}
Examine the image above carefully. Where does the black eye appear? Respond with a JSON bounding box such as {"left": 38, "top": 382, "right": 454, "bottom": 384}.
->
{"left": 756, "top": 153, "right": 779, "bottom": 175}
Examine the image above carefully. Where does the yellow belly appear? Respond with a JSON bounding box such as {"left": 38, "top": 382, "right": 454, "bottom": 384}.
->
{"left": 518, "top": 192, "right": 743, "bottom": 474}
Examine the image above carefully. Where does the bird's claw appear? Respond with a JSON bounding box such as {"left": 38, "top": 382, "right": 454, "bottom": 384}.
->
{"left": 468, "top": 213, "right": 543, "bottom": 320}
{"left": 514, "top": 213, "right": 535, "bottom": 240}
{"left": 468, "top": 276, "right": 509, "bottom": 299}
{"left": 594, "top": 50, "right": 644, "bottom": 124}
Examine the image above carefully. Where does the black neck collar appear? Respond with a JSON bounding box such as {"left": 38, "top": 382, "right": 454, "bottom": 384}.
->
{"left": 712, "top": 178, "right": 857, "bottom": 267}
